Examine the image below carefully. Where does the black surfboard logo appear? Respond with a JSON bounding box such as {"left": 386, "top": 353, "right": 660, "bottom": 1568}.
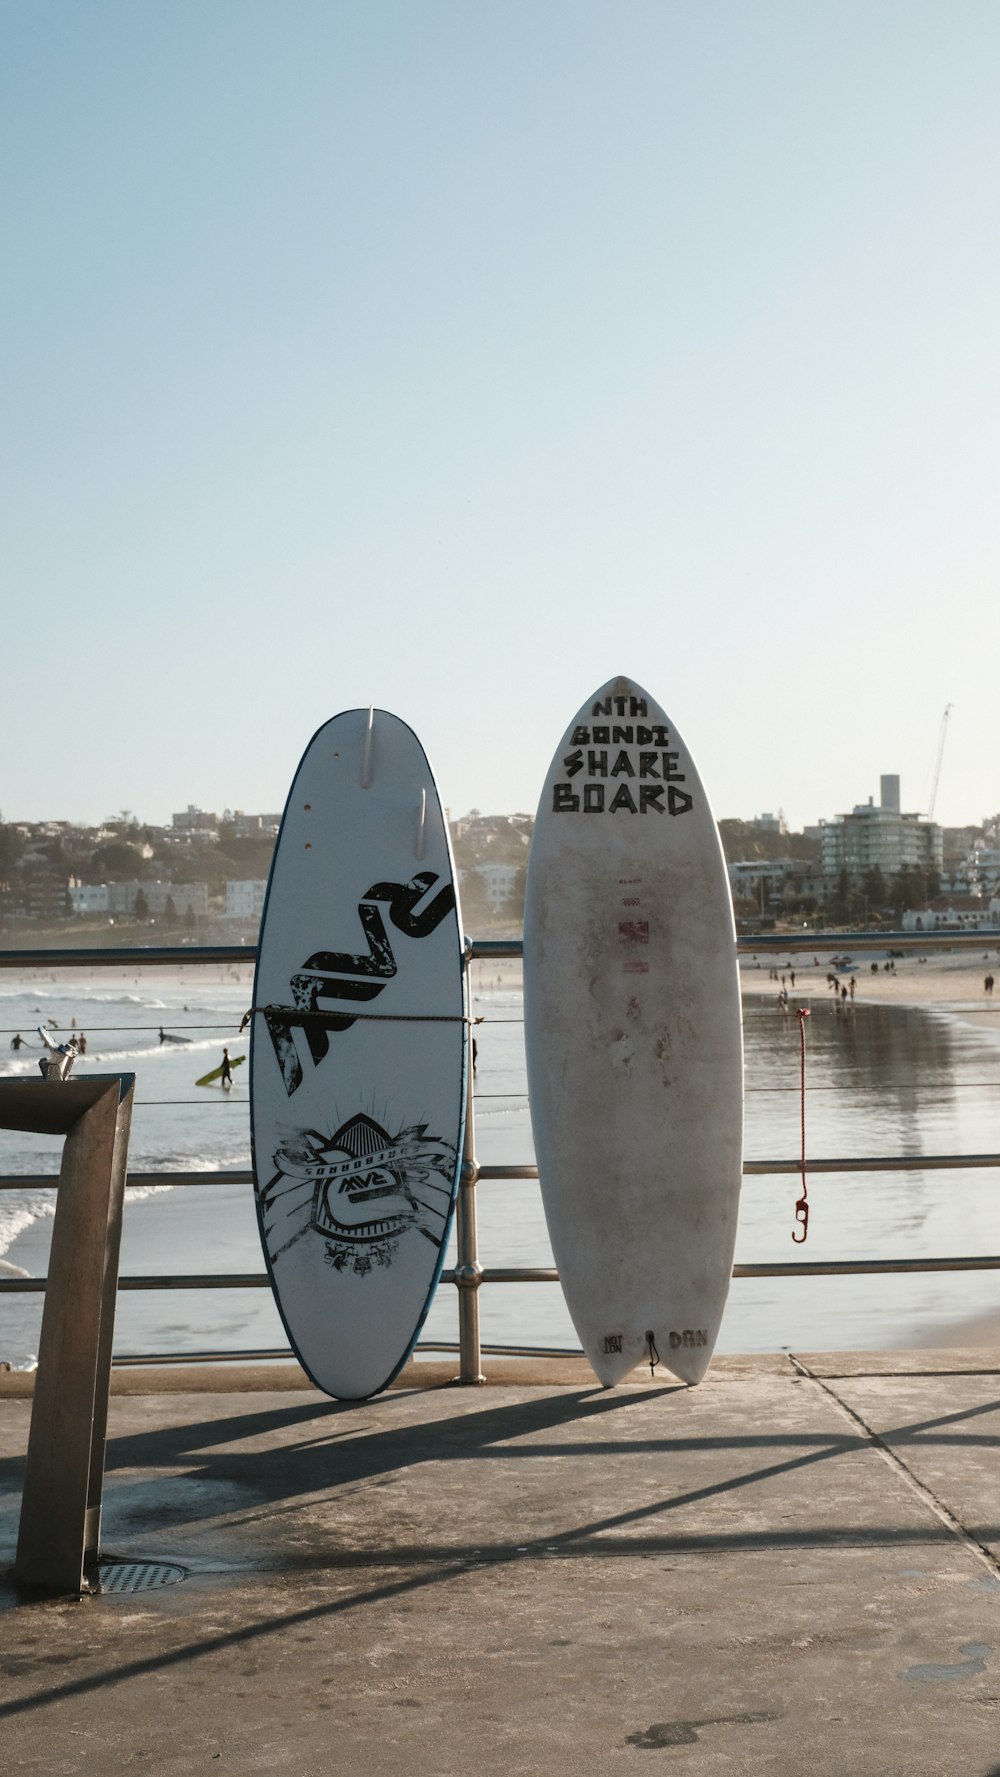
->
{"left": 263, "top": 872, "right": 455, "bottom": 1096}
{"left": 260, "top": 1111, "right": 459, "bottom": 1275}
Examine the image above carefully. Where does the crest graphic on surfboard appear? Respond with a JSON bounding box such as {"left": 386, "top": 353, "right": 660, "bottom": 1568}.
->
{"left": 523, "top": 675, "right": 744, "bottom": 1387}
{"left": 250, "top": 708, "right": 467, "bottom": 1400}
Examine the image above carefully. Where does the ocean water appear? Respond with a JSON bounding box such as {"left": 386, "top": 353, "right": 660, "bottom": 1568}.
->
{"left": 1, "top": 964, "right": 999, "bottom": 1368}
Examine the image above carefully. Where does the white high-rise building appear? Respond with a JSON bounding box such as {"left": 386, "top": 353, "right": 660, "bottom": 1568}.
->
{"left": 821, "top": 778, "right": 941, "bottom": 878}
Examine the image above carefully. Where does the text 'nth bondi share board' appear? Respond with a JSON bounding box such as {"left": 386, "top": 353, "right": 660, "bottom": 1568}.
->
{"left": 250, "top": 709, "right": 467, "bottom": 1400}
{"left": 523, "top": 675, "right": 743, "bottom": 1387}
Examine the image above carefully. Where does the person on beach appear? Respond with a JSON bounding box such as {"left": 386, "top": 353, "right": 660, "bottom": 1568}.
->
{"left": 220, "top": 1047, "right": 234, "bottom": 1089}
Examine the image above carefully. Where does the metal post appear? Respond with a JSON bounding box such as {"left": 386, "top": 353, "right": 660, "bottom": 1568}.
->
{"left": 8, "top": 1075, "right": 135, "bottom": 1595}
{"left": 454, "top": 979, "right": 485, "bottom": 1384}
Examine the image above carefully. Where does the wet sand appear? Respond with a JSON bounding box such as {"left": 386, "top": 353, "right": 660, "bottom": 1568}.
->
{"left": 743, "top": 946, "right": 1000, "bottom": 1350}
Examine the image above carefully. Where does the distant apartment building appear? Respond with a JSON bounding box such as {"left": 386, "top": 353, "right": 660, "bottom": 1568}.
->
{"left": 67, "top": 881, "right": 208, "bottom": 918}
{"left": 728, "top": 860, "right": 825, "bottom": 907}
{"left": 229, "top": 812, "right": 281, "bottom": 838}
{"left": 22, "top": 878, "right": 68, "bottom": 921}
{"left": 170, "top": 806, "right": 219, "bottom": 838}
{"left": 820, "top": 776, "right": 942, "bottom": 879}
{"left": 727, "top": 862, "right": 789, "bottom": 905}
{"left": 143, "top": 882, "right": 208, "bottom": 918}
{"left": 472, "top": 861, "right": 521, "bottom": 910}
{"left": 69, "top": 884, "right": 112, "bottom": 915}
{"left": 224, "top": 880, "right": 267, "bottom": 920}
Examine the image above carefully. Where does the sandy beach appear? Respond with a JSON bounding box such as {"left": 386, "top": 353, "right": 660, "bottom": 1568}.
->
{"left": 4, "top": 944, "right": 999, "bottom": 1008}
{"left": 740, "top": 945, "right": 1000, "bottom": 1014}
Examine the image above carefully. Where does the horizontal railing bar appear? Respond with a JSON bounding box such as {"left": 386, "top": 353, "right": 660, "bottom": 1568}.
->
{"left": 737, "top": 930, "right": 1000, "bottom": 955}
{"left": 471, "top": 933, "right": 1000, "bottom": 957}
{"left": 0, "top": 1274, "right": 271, "bottom": 1292}
{"left": 2, "top": 928, "right": 1000, "bottom": 972}
{"left": 0, "top": 945, "right": 254, "bottom": 968}
{"left": 461, "top": 1259, "right": 1000, "bottom": 1281}
{"left": 733, "top": 1257, "right": 1000, "bottom": 1277}
{"left": 1, "top": 1154, "right": 997, "bottom": 1195}
{"left": 112, "top": 1347, "right": 292, "bottom": 1365}
{"left": 0, "top": 1173, "right": 256, "bottom": 1191}
{"left": 477, "top": 1165, "right": 540, "bottom": 1180}
{"left": 108, "top": 1341, "right": 588, "bottom": 1367}
{"left": 743, "top": 1153, "right": 1000, "bottom": 1175}
{"left": 131, "top": 1170, "right": 253, "bottom": 1188}
{"left": 6, "top": 1254, "right": 1000, "bottom": 1295}
{"left": 482, "top": 1156, "right": 1000, "bottom": 1178}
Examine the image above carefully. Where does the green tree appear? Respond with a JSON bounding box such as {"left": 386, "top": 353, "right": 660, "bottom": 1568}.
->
{"left": 0, "top": 823, "right": 25, "bottom": 902}
{"left": 861, "top": 866, "right": 887, "bottom": 911}
{"left": 91, "top": 839, "right": 149, "bottom": 879}
{"left": 828, "top": 869, "right": 852, "bottom": 924}
{"left": 458, "top": 869, "right": 497, "bottom": 934}
{"left": 134, "top": 887, "right": 149, "bottom": 922}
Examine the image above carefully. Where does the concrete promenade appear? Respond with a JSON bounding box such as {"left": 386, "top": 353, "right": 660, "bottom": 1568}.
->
{"left": 1, "top": 1350, "right": 999, "bottom": 1775}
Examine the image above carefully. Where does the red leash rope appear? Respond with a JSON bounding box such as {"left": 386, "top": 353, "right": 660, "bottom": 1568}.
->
{"left": 792, "top": 1007, "right": 810, "bottom": 1243}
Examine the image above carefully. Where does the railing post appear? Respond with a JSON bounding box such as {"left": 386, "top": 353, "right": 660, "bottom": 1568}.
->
{"left": 7, "top": 1075, "right": 135, "bottom": 1595}
{"left": 454, "top": 963, "right": 485, "bottom": 1384}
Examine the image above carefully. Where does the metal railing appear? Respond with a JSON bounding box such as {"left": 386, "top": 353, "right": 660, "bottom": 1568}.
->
{"left": 2, "top": 930, "right": 999, "bottom": 1380}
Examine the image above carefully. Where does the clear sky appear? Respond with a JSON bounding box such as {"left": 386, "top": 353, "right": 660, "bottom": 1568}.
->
{"left": 3, "top": 2, "right": 997, "bottom": 834}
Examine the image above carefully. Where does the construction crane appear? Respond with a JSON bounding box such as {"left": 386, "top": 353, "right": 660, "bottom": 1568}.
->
{"left": 925, "top": 704, "right": 953, "bottom": 819}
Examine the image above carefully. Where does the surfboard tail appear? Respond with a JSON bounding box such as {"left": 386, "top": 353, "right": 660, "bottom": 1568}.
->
{"left": 585, "top": 1324, "right": 720, "bottom": 1388}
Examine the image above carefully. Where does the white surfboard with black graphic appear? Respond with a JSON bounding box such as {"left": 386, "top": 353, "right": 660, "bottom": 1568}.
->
{"left": 523, "top": 675, "right": 743, "bottom": 1387}
{"left": 250, "top": 709, "right": 467, "bottom": 1399}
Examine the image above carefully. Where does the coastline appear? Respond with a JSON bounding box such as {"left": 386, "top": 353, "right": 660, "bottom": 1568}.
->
{"left": 3, "top": 949, "right": 999, "bottom": 1365}
{"left": 4, "top": 945, "right": 999, "bottom": 1011}
{"left": 740, "top": 946, "right": 1000, "bottom": 1014}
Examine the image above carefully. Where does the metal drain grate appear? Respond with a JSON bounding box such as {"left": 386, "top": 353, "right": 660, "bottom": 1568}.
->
{"left": 96, "top": 1559, "right": 188, "bottom": 1594}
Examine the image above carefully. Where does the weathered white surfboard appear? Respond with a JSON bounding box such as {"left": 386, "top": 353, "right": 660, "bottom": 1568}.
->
{"left": 250, "top": 709, "right": 467, "bottom": 1399}
{"left": 523, "top": 675, "right": 743, "bottom": 1386}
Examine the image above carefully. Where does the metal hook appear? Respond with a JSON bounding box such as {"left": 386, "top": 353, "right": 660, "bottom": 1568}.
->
{"left": 792, "top": 1194, "right": 809, "bottom": 1244}
{"left": 360, "top": 706, "right": 374, "bottom": 789}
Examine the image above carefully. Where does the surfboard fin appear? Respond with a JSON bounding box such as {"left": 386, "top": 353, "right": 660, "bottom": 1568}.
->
{"left": 360, "top": 705, "right": 374, "bottom": 788}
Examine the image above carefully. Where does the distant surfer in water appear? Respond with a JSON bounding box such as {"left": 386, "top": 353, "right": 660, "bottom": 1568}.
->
{"left": 220, "top": 1047, "right": 234, "bottom": 1090}
{"left": 10, "top": 1033, "right": 27, "bottom": 1050}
